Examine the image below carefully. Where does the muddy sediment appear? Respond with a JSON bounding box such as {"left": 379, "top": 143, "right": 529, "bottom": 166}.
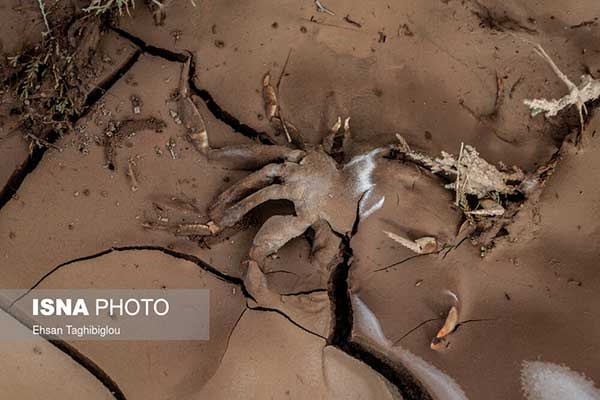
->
{"left": 1, "top": 1, "right": 599, "bottom": 399}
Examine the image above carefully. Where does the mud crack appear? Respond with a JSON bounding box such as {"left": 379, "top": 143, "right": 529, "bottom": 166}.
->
{"left": 9, "top": 245, "right": 242, "bottom": 308}
{"left": 0, "top": 49, "right": 143, "bottom": 212}
{"left": 0, "top": 300, "right": 127, "bottom": 400}
{"left": 0, "top": 45, "right": 142, "bottom": 395}
{"left": 110, "top": 27, "right": 274, "bottom": 144}
{"left": 327, "top": 199, "right": 434, "bottom": 400}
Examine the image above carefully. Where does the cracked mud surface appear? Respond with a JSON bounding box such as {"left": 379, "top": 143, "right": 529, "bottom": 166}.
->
{"left": 2, "top": 1, "right": 600, "bottom": 399}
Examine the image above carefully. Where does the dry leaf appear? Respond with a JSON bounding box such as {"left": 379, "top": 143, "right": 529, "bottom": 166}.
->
{"left": 177, "top": 57, "right": 209, "bottom": 154}
{"left": 262, "top": 72, "right": 279, "bottom": 121}
{"left": 431, "top": 305, "right": 459, "bottom": 350}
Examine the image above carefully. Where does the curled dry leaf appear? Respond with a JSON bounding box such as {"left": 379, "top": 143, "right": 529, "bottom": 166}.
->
{"left": 262, "top": 72, "right": 279, "bottom": 121}
{"left": 261, "top": 71, "right": 299, "bottom": 144}
{"left": 384, "top": 231, "right": 438, "bottom": 254}
{"left": 431, "top": 305, "right": 459, "bottom": 350}
{"left": 177, "top": 56, "right": 209, "bottom": 154}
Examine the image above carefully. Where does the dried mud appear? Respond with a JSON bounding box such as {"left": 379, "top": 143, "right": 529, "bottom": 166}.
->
{"left": 1, "top": 1, "right": 600, "bottom": 399}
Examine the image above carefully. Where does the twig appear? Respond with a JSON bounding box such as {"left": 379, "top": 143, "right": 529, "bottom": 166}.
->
{"left": 455, "top": 142, "right": 465, "bottom": 206}
{"left": 306, "top": 17, "right": 362, "bottom": 32}
{"left": 277, "top": 48, "right": 293, "bottom": 90}
{"left": 126, "top": 157, "right": 139, "bottom": 192}
{"left": 36, "top": 0, "right": 51, "bottom": 37}
{"left": 276, "top": 49, "right": 294, "bottom": 143}
{"left": 522, "top": 41, "right": 600, "bottom": 134}
{"left": 383, "top": 231, "right": 437, "bottom": 254}
{"left": 314, "top": 0, "right": 335, "bottom": 15}
{"left": 509, "top": 75, "right": 524, "bottom": 99}
{"left": 25, "top": 132, "right": 61, "bottom": 150}
{"left": 533, "top": 44, "right": 576, "bottom": 91}
{"left": 343, "top": 15, "right": 362, "bottom": 28}
{"left": 279, "top": 114, "right": 293, "bottom": 143}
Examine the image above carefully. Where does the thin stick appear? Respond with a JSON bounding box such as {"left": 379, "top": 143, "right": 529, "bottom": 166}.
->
{"left": 277, "top": 49, "right": 293, "bottom": 90}
{"left": 36, "top": 0, "right": 51, "bottom": 37}
{"left": 276, "top": 49, "right": 294, "bottom": 143}
{"left": 314, "top": 0, "right": 335, "bottom": 15}
{"left": 455, "top": 142, "right": 465, "bottom": 206}
{"left": 25, "top": 132, "right": 61, "bottom": 150}
{"left": 533, "top": 44, "right": 576, "bottom": 91}
{"left": 279, "top": 114, "right": 293, "bottom": 143}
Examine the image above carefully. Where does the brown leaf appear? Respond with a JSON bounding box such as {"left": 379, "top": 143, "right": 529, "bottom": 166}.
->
{"left": 431, "top": 305, "right": 458, "bottom": 350}
{"left": 262, "top": 72, "right": 279, "bottom": 121}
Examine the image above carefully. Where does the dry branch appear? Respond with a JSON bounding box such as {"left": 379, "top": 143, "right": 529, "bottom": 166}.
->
{"left": 524, "top": 44, "right": 600, "bottom": 131}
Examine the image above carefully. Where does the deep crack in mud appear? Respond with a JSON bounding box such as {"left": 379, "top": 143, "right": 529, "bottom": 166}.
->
{"left": 5, "top": 25, "right": 569, "bottom": 399}
{"left": 0, "top": 299, "right": 128, "bottom": 400}
{"left": 9, "top": 245, "right": 243, "bottom": 308}
{"left": 328, "top": 207, "right": 434, "bottom": 399}
{"left": 110, "top": 26, "right": 275, "bottom": 144}
{"left": 0, "top": 47, "right": 143, "bottom": 211}
{"left": 99, "top": 30, "right": 448, "bottom": 394}
{"left": 2, "top": 12, "right": 594, "bottom": 398}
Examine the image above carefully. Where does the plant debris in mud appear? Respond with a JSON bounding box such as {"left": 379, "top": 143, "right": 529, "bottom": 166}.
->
{"left": 394, "top": 134, "right": 524, "bottom": 213}
{"left": 431, "top": 305, "right": 459, "bottom": 350}
{"left": 524, "top": 44, "right": 600, "bottom": 142}
{"left": 84, "top": 0, "right": 135, "bottom": 16}
{"left": 390, "top": 134, "right": 554, "bottom": 249}
{"left": 1, "top": 7, "right": 104, "bottom": 148}
{"left": 102, "top": 117, "right": 166, "bottom": 170}
{"left": 383, "top": 231, "right": 438, "bottom": 255}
